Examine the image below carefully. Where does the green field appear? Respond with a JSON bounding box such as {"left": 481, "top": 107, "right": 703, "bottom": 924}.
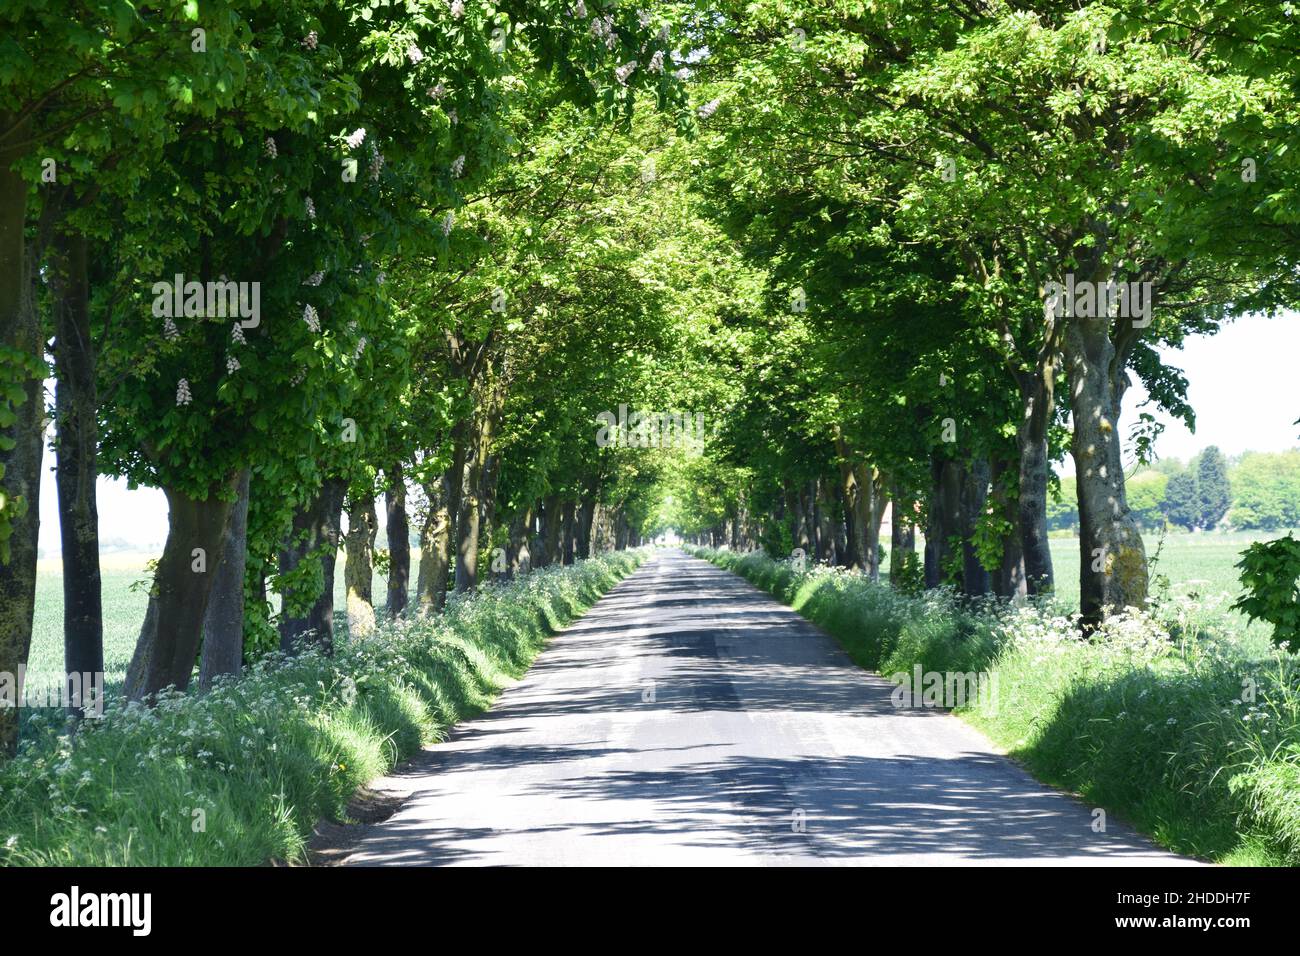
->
{"left": 1045, "top": 530, "right": 1290, "bottom": 641}
{"left": 26, "top": 530, "right": 1293, "bottom": 698}
{"left": 27, "top": 556, "right": 410, "bottom": 701}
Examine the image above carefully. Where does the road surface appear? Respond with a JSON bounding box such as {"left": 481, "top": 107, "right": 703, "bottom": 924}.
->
{"left": 341, "top": 549, "right": 1196, "bottom": 866}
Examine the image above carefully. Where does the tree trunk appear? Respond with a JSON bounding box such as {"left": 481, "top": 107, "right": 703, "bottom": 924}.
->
{"left": 415, "top": 476, "right": 451, "bottom": 613}
{"left": 539, "top": 495, "right": 562, "bottom": 567}
{"left": 385, "top": 464, "right": 409, "bottom": 617}
{"left": 125, "top": 480, "right": 238, "bottom": 701}
{"left": 839, "top": 477, "right": 861, "bottom": 569}
{"left": 854, "top": 464, "right": 887, "bottom": 582}
{"left": 576, "top": 495, "right": 596, "bottom": 560}
{"left": 198, "top": 468, "right": 251, "bottom": 690}
{"left": 991, "top": 455, "right": 1028, "bottom": 599}
{"left": 1016, "top": 369, "right": 1056, "bottom": 594}
{"left": 50, "top": 229, "right": 103, "bottom": 717}
{"left": 925, "top": 455, "right": 962, "bottom": 589}
{"left": 454, "top": 463, "right": 482, "bottom": 593}
{"left": 0, "top": 119, "right": 42, "bottom": 752}
{"left": 959, "top": 458, "right": 991, "bottom": 596}
{"left": 344, "top": 493, "right": 378, "bottom": 638}
{"left": 561, "top": 501, "right": 576, "bottom": 565}
{"left": 278, "top": 477, "right": 346, "bottom": 654}
{"left": 508, "top": 507, "right": 532, "bottom": 576}
{"left": 1064, "top": 318, "right": 1148, "bottom": 625}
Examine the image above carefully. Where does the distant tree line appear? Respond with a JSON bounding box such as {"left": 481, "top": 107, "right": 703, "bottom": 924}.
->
{"left": 1048, "top": 447, "right": 1300, "bottom": 532}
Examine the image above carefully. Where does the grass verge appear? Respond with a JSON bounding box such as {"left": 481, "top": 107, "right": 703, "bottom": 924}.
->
{"left": 690, "top": 546, "right": 1300, "bottom": 866}
{"left": 0, "top": 549, "right": 644, "bottom": 866}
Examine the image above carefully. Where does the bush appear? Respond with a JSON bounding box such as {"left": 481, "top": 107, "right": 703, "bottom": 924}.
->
{"left": 1234, "top": 534, "right": 1300, "bottom": 649}
{"left": 0, "top": 550, "right": 643, "bottom": 865}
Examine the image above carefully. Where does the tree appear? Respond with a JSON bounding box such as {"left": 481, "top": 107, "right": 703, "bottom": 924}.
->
{"left": 1197, "top": 446, "right": 1232, "bottom": 530}
{"left": 1163, "top": 470, "right": 1201, "bottom": 531}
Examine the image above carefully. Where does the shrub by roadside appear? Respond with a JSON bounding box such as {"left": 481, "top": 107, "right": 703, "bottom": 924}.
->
{"left": 0, "top": 550, "right": 644, "bottom": 866}
{"left": 691, "top": 546, "right": 1300, "bottom": 866}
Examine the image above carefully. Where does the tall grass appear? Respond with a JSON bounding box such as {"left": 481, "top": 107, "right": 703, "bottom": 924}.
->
{"left": 0, "top": 550, "right": 643, "bottom": 866}
{"left": 693, "top": 546, "right": 1300, "bottom": 866}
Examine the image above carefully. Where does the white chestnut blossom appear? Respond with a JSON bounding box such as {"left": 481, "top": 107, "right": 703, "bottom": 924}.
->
{"left": 697, "top": 98, "right": 720, "bottom": 119}
{"left": 450, "top": 0, "right": 465, "bottom": 18}
{"left": 264, "top": 137, "right": 277, "bottom": 159}
{"left": 304, "top": 196, "right": 316, "bottom": 219}
{"left": 303, "top": 271, "right": 324, "bottom": 287}
{"left": 345, "top": 128, "right": 366, "bottom": 149}
{"left": 451, "top": 154, "right": 465, "bottom": 177}
{"left": 615, "top": 61, "right": 637, "bottom": 85}
{"left": 176, "top": 379, "right": 192, "bottom": 406}
{"left": 573, "top": 1, "right": 587, "bottom": 17}
{"left": 407, "top": 45, "right": 424, "bottom": 65}
{"left": 441, "top": 211, "right": 455, "bottom": 236}
{"left": 163, "top": 317, "right": 179, "bottom": 342}
{"left": 231, "top": 323, "right": 246, "bottom": 345}
{"left": 301, "top": 31, "right": 318, "bottom": 50}
{"left": 428, "top": 82, "right": 447, "bottom": 100}
{"left": 303, "top": 304, "right": 321, "bottom": 333}
{"left": 648, "top": 50, "right": 664, "bottom": 73}
{"left": 226, "top": 355, "right": 240, "bottom": 374}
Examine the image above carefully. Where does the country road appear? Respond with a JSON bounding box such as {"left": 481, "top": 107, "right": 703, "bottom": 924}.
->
{"left": 341, "top": 549, "right": 1197, "bottom": 866}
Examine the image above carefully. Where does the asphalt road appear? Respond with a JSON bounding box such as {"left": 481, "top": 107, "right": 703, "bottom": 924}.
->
{"left": 341, "top": 549, "right": 1197, "bottom": 866}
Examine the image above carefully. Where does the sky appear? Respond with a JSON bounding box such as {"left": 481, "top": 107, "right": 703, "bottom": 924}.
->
{"left": 33, "top": 313, "right": 1300, "bottom": 556}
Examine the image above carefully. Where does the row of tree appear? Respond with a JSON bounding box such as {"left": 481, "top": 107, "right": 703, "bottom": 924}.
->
{"left": 0, "top": 1, "right": 738, "bottom": 754}
{"left": 658, "top": 1, "right": 1299, "bottom": 618}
